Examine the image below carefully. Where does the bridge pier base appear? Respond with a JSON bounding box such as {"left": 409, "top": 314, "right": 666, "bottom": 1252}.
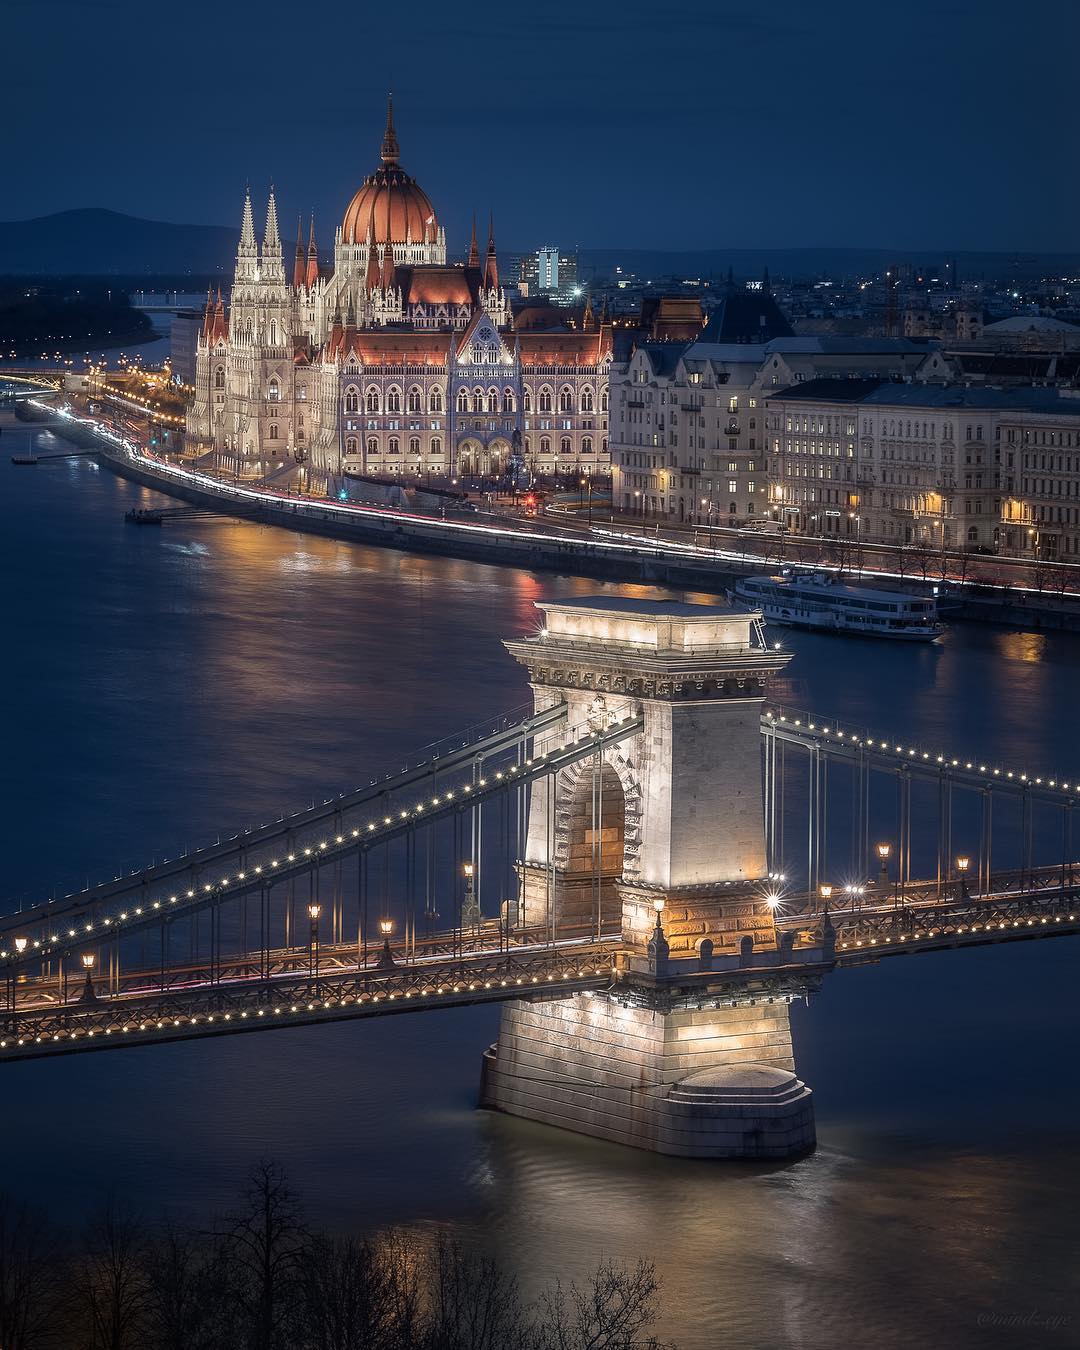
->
{"left": 479, "top": 990, "right": 814, "bottom": 1160}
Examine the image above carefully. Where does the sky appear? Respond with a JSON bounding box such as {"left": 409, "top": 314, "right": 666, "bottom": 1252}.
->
{"left": 2, "top": 0, "right": 1077, "bottom": 254}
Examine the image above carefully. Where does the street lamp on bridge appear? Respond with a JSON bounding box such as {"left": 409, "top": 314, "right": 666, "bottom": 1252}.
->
{"left": 956, "top": 855, "right": 971, "bottom": 900}
{"left": 307, "top": 903, "right": 321, "bottom": 982}
{"left": 80, "top": 952, "right": 97, "bottom": 1003}
{"left": 461, "top": 861, "right": 481, "bottom": 931}
{"left": 377, "top": 918, "right": 396, "bottom": 970}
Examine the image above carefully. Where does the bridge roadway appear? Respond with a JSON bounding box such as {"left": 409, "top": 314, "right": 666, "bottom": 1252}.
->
{"left": 2, "top": 872, "right": 1077, "bottom": 1062}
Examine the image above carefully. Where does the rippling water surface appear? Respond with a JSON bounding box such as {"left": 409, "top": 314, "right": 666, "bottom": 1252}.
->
{"left": 2, "top": 414, "right": 1078, "bottom": 1348}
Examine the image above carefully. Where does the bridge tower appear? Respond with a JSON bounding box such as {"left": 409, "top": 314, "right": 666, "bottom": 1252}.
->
{"left": 480, "top": 597, "right": 817, "bottom": 1159}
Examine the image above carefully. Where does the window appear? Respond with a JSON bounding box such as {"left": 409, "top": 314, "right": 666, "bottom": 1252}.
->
{"left": 366, "top": 387, "right": 380, "bottom": 413}
{"left": 457, "top": 389, "right": 470, "bottom": 413}
{"left": 214, "top": 366, "right": 225, "bottom": 389}
{"left": 344, "top": 386, "right": 359, "bottom": 413}
{"left": 388, "top": 436, "right": 400, "bottom": 454}
{"left": 408, "top": 387, "right": 422, "bottom": 413}
{"left": 345, "top": 437, "right": 357, "bottom": 455}
{"left": 409, "top": 436, "right": 421, "bottom": 456}
{"left": 523, "top": 389, "right": 533, "bottom": 413}
{"left": 601, "top": 387, "right": 608, "bottom": 412}
{"left": 387, "top": 388, "right": 402, "bottom": 413}
{"left": 728, "top": 479, "right": 738, "bottom": 494}
{"left": 367, "top": 436, "right": 378, "bottom": 456}
{"left": 582, "top": 436, "right": 593, "bottom": 455}
{"left": 539, "top": 388, "right": 553, "bottom": 413}
{"left": 269, "top": 424, "right": 279, "bottom": 440}
{"left": 561, "top": 437, "right": 572, "bottom": 455}
{"left": 430, "top": 437, "right": 442, "bottom": 456}
{"left": 540, "top": 436, "right": 551, "bottom": 454}
{"left": 559, "top": 387, "right": 573, "bottom": 413}
{"left": 488, "top": 389, "right": 499, "bottom": 413}
{"left": 581, "top": 388, "right": 594, "bottom": 413}
{"left": 430, "top": 387, "right": 443, "bottom": 413}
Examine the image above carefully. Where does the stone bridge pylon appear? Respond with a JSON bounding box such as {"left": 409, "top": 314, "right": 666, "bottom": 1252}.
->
{"left": 480, "top": 597, "right": 818, "bottom": 1159}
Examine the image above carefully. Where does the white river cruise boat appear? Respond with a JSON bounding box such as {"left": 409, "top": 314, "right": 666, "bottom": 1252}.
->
{"left": 729, "top": 571, "right": 944, "bottom": 641}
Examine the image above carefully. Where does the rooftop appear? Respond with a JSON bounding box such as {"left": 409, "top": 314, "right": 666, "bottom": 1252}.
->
{"left": 766, "top": 378, "right": 1080, "bottom": 416}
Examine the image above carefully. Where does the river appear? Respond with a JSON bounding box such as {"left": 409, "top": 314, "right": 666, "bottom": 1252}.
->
{"left": 1, "top": 411, "right": 1077, "bottom": 1349}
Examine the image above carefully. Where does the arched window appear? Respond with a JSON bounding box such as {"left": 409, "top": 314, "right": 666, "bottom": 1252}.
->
{"left": 408, "top": 386, "right": 422, "bottom": 413}
{"left": 409, "top": 436, "right": 421, "bottom": 456}
{"left": 560, "top": 437, "right": 572, "bottom": 455}
{"left": 539, "top": 388, "right": 553, "bottom": 413}
{"left": 523, "top": 388, "right": 532, "bottom": 413}
{"left": 559, "top": 387, "right": 573, "bottom": 413}
{"left": 503, "top": 388, "right": 515, "bottom": 413}
{"left": 431, "top": 437, "right": 442, "bottom": 456}
{"left": 269, "top": 424, "right": 279, "bottom": 440}
{"left": 729, "top": 501, "right": 737, "bottom": 514}
{"left": 345, "top": 437, "right": 358, "bottom": 454}
{"left": 214, "top": 366, "right": 225, "bottom": 389}
{"left": 388, "top": 436, "right": 400, "bottom": 454}
{"left": 487, "top": 388, "right": 499, "bottom": 413}
{"left": 473, "top": 386, "right": 484, "bottom": 411}
{"left": 967, "top": 526, "right": 978, "bottom": 542}
{"left": 540, "top": 436, "right": 551, "bottom": 454}
{"left": 269, "top": 320, "right": 278, "bottom": 346}
{"left": 387, "top": 387, "right": 402, "bottom": 413}
{"left": 366, "top": 387, "right": 380, "bottom": 413}
{"left": 601, "top": 387, "right": 609, "bottom": 412}
{"left": 367, "top": 436, "right": 378, "bottom": 456}
{"left": 344, "top": 386, "right": 359, "bottom": 413}
{"left": 457, "top": 389, "right": 470, "bottom": 413}
{"left": 582, "top": 436, "right": 593, "bottom": 455}
{"left": 601, "top": 436, "right": 607, "bottom": 454}
{"left": 430, "top": 387, "right": 444, "bottom": 413}
{"left": 581, "top": 387, "right": 594, "bottom": 413}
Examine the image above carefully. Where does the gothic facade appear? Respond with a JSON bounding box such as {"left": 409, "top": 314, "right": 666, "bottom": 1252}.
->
{"left": 187, "top": 100, "right": 612, "bottom": 482}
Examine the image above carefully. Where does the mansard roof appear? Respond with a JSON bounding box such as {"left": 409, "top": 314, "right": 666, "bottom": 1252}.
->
{"left": 699, "top": 286, "right": 794, "bottom": 343}
{"left": 328, "top": 328, "right": 454, "bottom": 365}
{"left": 396, "top": 264, "right": 483, "bottom": 308}
{"left": 517, "top": 331, "right": 611, "bottom": 366}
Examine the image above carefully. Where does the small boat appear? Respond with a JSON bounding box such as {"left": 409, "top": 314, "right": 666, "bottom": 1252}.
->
{"left": 729, "top": 570, "right": 944, "bottom": 642}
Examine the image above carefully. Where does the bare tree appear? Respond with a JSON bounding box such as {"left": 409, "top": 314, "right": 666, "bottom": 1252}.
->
{"left": 422, "top": 1233, "right": 528, "bottom": 1350}
{"left": 530, "top": 1257, "right": 672, "bottom": 1350}
{"left": 0, "top": 1195, "right": 64, "bottom": 1350}
{"left": 293, "top": 1233, "right": 400, "bottom": 1350}
{"left": 221, "top": 1161, "right": 307, "bottom": 1350}
{"left": 144, "top": 1225, "right": 237, "bottom": 1350}
{"left": 73, "top": 1202, "right": 151, "bottom": 1350}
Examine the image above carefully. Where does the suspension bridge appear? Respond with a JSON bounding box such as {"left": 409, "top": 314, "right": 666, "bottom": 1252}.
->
{"left": 3, "top": 597, "right": 1076, "bottom": 1159}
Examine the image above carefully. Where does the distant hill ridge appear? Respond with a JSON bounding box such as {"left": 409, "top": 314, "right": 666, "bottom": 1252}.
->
{"left": 1, "top": 209, "right": 1077, "bottom": 282}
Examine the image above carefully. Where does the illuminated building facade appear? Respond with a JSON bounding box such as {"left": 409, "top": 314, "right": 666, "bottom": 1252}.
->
{"left": 187, "top": 101, "right": 611, "bottom": 481}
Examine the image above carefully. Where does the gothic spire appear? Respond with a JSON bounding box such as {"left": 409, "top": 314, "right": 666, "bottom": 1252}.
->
{"left": 239, "top": 187, "right": 256, "bottom": 254}
{"left": 263, "top": 187, "right": 281, "bottom": 255}
{"left": 306, "top": 215, "right": 319, "bottom": 288}
{"left": 467, "top": 212, "right": 480, "bottom": 269}
{"left": 485, "top": 212, "right": 499, "bottom": 290}
{"left": 293, "top": 215, "right": 306, "bottom": 288}
{"left": 381, "top": 92, "right": 400, "bottom": 165}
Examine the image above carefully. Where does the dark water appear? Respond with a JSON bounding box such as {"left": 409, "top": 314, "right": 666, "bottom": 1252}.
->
{"left": 2, "top": 413, "right": 1078, "bottom": 1349}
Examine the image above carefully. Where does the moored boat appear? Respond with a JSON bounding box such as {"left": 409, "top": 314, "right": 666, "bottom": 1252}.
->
{"left": 728, "top": 570, "right": 943, "bottom": 641}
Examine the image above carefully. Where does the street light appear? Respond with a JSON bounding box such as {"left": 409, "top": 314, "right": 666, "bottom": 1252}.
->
{"left": 877, "top": 842, "right": 891, "bottom": 882}
{"left": 461, "top": 861, "right": 481, "bottom": 930}
{"left": 13, "top": 937, "right": 27, "bottom": 955}
{"left": 956, "top": 855, "right": 971, "bottom": 899}
{"left": 819, "top": 884, "right": 833, "bottom": 913}
{"left": 377, "top": 918, "right": 396, "bottom": 970}
{"left": 307, "top": 902, "right": 321, "bottom": 981}
{"left": 80, "top": 952, "right": 97, "bottom": 1003}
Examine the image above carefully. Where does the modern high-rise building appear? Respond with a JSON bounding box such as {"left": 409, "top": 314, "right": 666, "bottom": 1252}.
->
{"left": 519, "top": 247, "right": 580, "bottom": 302}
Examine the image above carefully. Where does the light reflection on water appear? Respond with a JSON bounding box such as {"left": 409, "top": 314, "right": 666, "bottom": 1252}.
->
{"left": 2, "top": 416, "right": 1079, "bottom": 1348}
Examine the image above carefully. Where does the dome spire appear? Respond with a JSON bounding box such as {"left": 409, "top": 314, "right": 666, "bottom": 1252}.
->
{"left": 381, "top": 92, "right": 400, "bottom": 165}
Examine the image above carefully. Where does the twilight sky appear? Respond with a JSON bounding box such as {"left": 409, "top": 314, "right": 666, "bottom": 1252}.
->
{"left": 2, "top": 0, "right": 1075, "bottom": 253}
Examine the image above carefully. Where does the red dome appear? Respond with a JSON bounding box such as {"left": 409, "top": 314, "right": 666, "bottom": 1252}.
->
{"left": 342, "top": 166, "right": 438, "bottom": 246}
{"left": 341, "top": 97, "right": 438, "bottom": 246}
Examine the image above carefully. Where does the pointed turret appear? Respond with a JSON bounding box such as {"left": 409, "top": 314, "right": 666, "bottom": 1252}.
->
{"left": 467, "top": 213, "right": 480, "bottom": 269}
{"left": 381, "top": 212, "right": 396, "bottom": 289}
{"left": 381, "top": 92, "right": 400, "bottom": 166}
{"left": 484, "top": 213, "right": 499, "bottom": 290}
{"left": 211, "top": 287, "right": 227, "bottom": 343}
{"left": 236, "top": 188, "right": 257, "bottom": 278}
{"left": 202, "top": 288, "right": 213, "bottom": 340}
{"left": 263, "top": 187, "right": 281, "bottom": 256}
{"left": 293, "top": 216, "right": 306, "bottom": 288}
{"left": 583, "top": 293, "right": 595, "bottom": 330}
{"left": 305, "top": 216, "right": 319, "bottom": 288}
{"left": 365, "top": 224, "right": 382, "bottom": 294}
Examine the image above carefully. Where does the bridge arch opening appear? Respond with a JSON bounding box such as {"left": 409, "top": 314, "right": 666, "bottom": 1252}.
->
{"left": 558, "top": 758, "right": 626, "bottom": 933}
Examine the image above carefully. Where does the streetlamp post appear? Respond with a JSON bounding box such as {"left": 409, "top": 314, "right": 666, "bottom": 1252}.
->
{"left": 80, "top": 952, "right": 97, "bottom": 1003}
{"left": 956, "top": 854, "right": 971, "bottom": 901}
{"left": 461, "top": 861, "right": 481, "bottom": 932}
{"left": 307, "top": 902, "right": 321, "bottom": 983}
{"left": 377, "top": 918, "right": 396, "bottom": 970}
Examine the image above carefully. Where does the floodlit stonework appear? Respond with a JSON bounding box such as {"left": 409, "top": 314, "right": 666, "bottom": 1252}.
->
{"left": 483, "top": 597, "right": 818, "bottom": 1160}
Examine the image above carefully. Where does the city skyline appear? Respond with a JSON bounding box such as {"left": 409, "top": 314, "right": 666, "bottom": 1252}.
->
{"left": 2, "top": 0, "right": 1076, "bottom": 252}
